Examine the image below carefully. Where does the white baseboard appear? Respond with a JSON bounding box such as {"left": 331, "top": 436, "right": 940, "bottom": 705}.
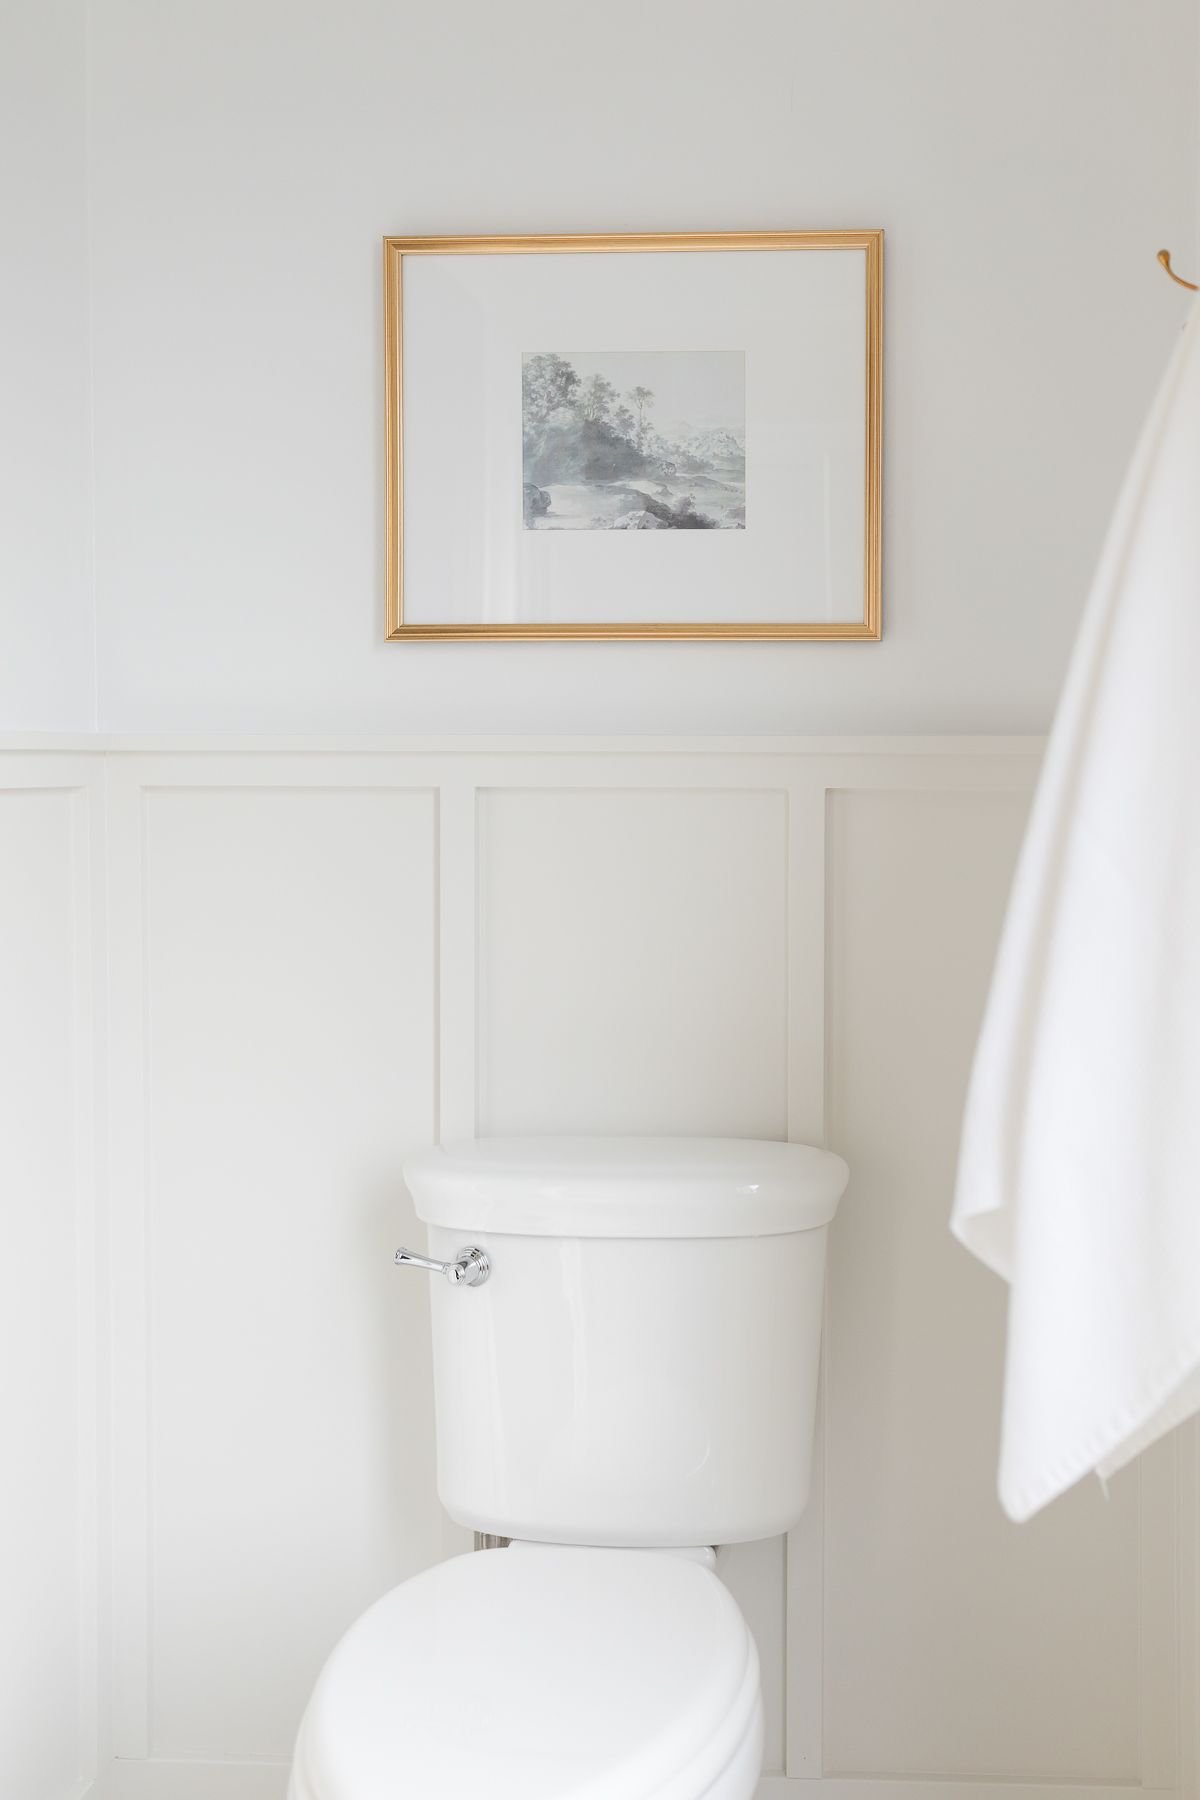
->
{"left": 84, "top": 1766, "right": 1158, "bottom": 1800}
{"left": 758, "top": 1787, "right": 1155, "bottom": 1800}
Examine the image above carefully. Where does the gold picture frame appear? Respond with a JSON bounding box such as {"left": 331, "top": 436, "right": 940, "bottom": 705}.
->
{"left": 384, "top": 230, "right": 883, "bottom": 641}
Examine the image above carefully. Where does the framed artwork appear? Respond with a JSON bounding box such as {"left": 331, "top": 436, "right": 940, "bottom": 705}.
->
{"left": 384, "top": 230, "right": 882, "bottom": 641}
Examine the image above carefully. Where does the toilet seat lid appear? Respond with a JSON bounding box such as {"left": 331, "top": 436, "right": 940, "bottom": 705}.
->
{"left": 291, "top": 1546, "right": 761, "bottom": 1800}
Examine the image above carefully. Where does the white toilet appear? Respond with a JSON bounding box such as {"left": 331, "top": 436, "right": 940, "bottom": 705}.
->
{"left": 289, "top": 1135, "right": 848, "bottom": 1800}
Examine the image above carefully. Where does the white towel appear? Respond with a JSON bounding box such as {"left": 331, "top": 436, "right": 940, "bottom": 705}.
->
{"left": 952, "top": 298, "right": 1200, "bottom": 1522}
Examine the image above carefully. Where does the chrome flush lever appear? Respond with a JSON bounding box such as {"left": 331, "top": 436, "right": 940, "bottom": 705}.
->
{"left": 394, "top": 1245, "right": 491, "bottom": 1288}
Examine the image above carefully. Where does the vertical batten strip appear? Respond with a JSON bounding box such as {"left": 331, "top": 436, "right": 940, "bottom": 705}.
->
{"left": 785, "top": 771, "right": 831, "bottom": 1776}
{"left": 104, "top": 763, "right": 153, "bottom": 1756}
{"left": 70, "top": 778, "right": 102, "bottom": 1792}
{"left": 434, "top": 775, "right": 480, "bottom": 1148}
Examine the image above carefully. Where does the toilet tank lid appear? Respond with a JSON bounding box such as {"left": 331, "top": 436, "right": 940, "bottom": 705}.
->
{"left": 402, "top": 1136, "right": 848, "bottom": 1238}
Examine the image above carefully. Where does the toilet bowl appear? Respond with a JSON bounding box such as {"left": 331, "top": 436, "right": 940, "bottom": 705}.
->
{"left": 290, "top": 1136, "right": 848, "bottom": 1799}
{"left": 289, "top": 1545, "right": 763, "bottom": 1800}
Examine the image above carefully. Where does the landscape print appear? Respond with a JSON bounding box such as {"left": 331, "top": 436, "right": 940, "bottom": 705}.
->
{"left": 522, "top": 350, "right": 745, "bottom": 531}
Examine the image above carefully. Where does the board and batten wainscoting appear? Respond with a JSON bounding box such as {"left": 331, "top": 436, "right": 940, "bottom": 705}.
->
{"left": 2, "top": 738, "right": 1196, "bottom": 1800}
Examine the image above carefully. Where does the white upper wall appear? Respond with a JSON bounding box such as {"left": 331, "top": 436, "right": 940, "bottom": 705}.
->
{"left": 6, "top": 0, "right": 1200, "bottom": 734}
{"left": 0, "top": 1, "right": 93, "bottom": 729}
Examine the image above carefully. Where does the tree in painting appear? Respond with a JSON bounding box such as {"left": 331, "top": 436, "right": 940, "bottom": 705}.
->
{"left": 522, "top": 352, "right": 580, "bottom": 423}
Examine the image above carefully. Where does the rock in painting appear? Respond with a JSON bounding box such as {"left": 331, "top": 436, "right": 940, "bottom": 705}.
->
{"left": 522, "top": 482, "right": 551, "bottom": 523}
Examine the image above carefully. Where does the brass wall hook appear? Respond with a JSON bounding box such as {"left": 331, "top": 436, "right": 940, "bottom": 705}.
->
{"left": 1158, "top": 249, "right": 1198, "bottom": 292}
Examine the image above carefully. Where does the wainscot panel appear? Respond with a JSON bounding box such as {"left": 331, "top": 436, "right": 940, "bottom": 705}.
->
{"left": 6, "top": 737, "right": 1191, "bottom": 1800}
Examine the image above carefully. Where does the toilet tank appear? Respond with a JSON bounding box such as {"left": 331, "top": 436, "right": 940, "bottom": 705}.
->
{"left": 401, "top": 1136, "right": 849, "bottom": 1548}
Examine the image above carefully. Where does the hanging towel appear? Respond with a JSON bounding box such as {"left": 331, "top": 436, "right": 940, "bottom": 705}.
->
{"left": 952, "top": 297, "right": 1200, "bottom": 1522}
